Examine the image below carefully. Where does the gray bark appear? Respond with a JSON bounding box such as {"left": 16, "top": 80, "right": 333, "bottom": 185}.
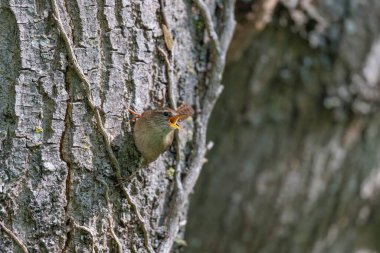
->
{"left": 186, "top": 0, "right": 380, "bottom": 253}
{"left": 0, "top": 0, "right": 234, "bottom": 252}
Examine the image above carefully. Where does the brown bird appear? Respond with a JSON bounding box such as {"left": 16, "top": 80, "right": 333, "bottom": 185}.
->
{"left": 129, "top": 104, "right": 194, "bottom": 163}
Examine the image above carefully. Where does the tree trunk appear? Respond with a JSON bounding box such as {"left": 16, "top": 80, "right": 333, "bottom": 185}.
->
{"left": 0, "top": 0, "right": 235, "bottom": 252}
{"left": 186, "top": 0, "right": 380, "bottom": 253}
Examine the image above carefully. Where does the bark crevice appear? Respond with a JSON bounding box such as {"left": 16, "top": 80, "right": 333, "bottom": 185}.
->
{"left": 59, "top": 67, "right": 73, "bottom": 252}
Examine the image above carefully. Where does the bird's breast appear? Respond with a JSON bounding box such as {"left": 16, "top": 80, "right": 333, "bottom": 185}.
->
{"left": 133, "top": 119, "right": 175, "bottom": 163}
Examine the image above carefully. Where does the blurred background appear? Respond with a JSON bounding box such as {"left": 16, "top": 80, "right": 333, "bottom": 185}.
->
{"left": 185, "top": 0, "right": 380, "bottom": 252}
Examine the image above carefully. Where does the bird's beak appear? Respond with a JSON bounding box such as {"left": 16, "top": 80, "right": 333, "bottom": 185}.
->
{"left": 169, "top": 114, "right": 186, "bottom": 129}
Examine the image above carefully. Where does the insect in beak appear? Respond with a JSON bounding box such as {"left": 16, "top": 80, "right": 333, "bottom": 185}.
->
{"left": 169, "top": 114, "right": 185, "bottom": 129}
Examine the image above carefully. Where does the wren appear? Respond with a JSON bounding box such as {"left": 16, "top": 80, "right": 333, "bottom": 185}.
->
{"left": 129, "top": 104, "right": 194, "bottom": 163}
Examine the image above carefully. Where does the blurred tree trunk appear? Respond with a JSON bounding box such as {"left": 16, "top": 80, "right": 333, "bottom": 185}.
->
{"left": 0, "top": 0, "right": 234, "bottom": 252}
{"left": 186, "top": 0, "right": 380, "bottom": 253}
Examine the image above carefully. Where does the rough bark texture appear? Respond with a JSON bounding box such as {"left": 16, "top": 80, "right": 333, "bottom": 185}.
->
{"left": 186, "top": 0, "right": 380, "bottom": 253}
{"left": 0, "top": 0, "right": 234, "bottom": 252}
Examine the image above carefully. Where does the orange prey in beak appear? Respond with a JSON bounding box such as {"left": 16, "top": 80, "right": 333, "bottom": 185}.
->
{"left": 169, "top": 114, "right": 186, "bottom": 129}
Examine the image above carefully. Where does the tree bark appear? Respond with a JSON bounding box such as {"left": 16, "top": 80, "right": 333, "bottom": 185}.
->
{"left": 186, "top": 0, "right": 380, "bottom": 253}
{"left": 0, "top": 0, "right": 235, "bottom": 252}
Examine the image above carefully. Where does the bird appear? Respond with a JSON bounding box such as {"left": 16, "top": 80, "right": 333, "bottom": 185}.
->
{"left": 129, "top": 104, "right": 194, "bottom": 163}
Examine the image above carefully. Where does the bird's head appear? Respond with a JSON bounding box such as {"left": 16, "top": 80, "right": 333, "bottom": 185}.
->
{"left": 143, "top": 108, "right": 187, "bottom": 132}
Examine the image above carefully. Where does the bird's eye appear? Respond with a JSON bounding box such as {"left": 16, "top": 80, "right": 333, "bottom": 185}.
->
{"left": 163, "top": 112, "right": 170, "bottom": 117}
